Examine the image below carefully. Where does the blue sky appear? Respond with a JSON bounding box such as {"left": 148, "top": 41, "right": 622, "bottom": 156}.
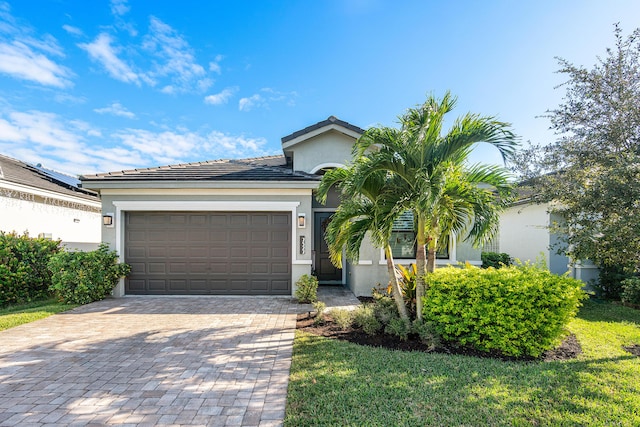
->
{"left": 1, "top": 0, "right": 639, "bottom": 176}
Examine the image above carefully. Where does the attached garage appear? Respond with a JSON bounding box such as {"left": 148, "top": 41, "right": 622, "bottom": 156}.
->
{"left": 125, "top": 211, "right": 291, "bottom": 295}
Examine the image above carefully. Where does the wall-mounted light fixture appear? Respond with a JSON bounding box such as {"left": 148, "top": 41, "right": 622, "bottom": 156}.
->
{"left": 297, "top": 213, "right": 306, "bottom": 228}
{"left": 103, "top": 213, "right": 114, "bottom": 227}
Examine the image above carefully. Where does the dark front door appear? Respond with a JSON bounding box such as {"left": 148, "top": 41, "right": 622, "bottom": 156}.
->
{"left": 314, "top": 212, "right": 342, "bottom": 283}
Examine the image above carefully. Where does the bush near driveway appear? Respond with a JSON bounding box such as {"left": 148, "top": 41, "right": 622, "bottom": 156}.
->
{"left": 48, "top": 243, "right": 130, "bottom": 304}
{"left": 423, "top": 264, "right": 587, "bottom": 357}
{"left": 0, "top": 231, "right": 61, "bottom": 306}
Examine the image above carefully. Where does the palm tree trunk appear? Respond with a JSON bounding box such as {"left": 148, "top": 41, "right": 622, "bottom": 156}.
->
{"left": 415, "top": 214, "right": 427, "bottom": 320}
{"left": 426, "top": 236, "right": 437, "bottom": 273}
{"left": 384, "top": 245, "right": 410, "bottom": 322}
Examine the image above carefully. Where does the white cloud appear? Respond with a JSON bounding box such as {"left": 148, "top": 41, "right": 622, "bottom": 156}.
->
{"left": 110, "top": 0, "right": 130, "bottom": 16}
{"left": 0, "top": 42, "right": 72, "bottom": 87}
{"left": 0, "top": 107, "right": 268, "bottom": 175}
{"left": 0, "top": 4, "right": 72, "bottom": 87}
{"left": 238, "top": 88, "right": 298, "bottom": 112}
{"left": 78, "top": 33, "right": 142, "bottom": 85}
{"left": 238, "top": 94, "right": 265, "bottom": 112}
{"left": 93, "top": 102, "right": 136, "bottom": 119}
{"left": 142, "top": 17, "right": 208, "bottom": 94}
{"left": 209, "top": 54, "right": 223, "bottom": 74}
{"left": 204, "top": 87, "right": 237, "bottom": 105}
{"left": 62, "top": 25, "right": 83, "bottom": 36}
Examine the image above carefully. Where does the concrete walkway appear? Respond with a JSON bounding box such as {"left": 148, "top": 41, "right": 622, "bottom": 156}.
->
{"left": 0, "top": 297, "right": 302, "bottom": 426}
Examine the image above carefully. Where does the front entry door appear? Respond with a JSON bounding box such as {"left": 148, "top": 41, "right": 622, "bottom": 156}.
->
{"left": 314, "top": 212, "right": 342, "bottom": 283}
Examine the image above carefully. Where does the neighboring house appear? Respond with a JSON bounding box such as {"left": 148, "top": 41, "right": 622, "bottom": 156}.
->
{"left": 498, "top": 195, "right": 599, "bottom": 285}
{"left": 0, "top": 154, "right": 101, "bottom": 251}
{"left": 81, "top": 116, "right": 484, "bottom": 297}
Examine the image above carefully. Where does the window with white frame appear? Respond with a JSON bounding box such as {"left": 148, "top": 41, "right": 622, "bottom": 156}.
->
{"left": 389, "top": 211, "right": 449, "bottom": 259}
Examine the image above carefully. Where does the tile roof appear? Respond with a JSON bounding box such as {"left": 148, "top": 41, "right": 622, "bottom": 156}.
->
{"left": 80, "top": 155, "right": 322, "bottom": 182}
{"left": 0, "top": 154, "right": 99, "bottom": 202}
{"left": 281, "top": 116, "right": 365, "bottom": 143}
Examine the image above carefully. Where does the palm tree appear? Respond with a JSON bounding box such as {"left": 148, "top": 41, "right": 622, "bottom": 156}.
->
{"left": 317, "top": 164, "right": 411, "bottom": 322}
{"left": 352, "top": 92, "right": 517, "bottom": 319}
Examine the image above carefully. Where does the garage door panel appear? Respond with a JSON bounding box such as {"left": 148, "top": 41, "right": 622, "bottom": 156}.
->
{"left": 271, "top": 230, "right": 288, "bottom": 242}
{"left": 149, "top": 279, "right": 168, "bottom": 291}
{"left": 125, "top": 211, "right": 291, "bottom": 295}
{"left": 210, "top": 247, "right": 228, "bottom": 258}
{"left": 210, "top": 230, "right": 226, "bottom": 241}
{"left": 169, "top": 214, "right": 187, "bottom": 224}
{"left": 148, "top": 247, "right": 165, "bottom": 258}
{"left": 251, "top": 247, "right": 268, "bottom": 257}
{"left": 148, "top": 263, "right": 165, "bottom": 274}
{"left": 272, "top": 280, "right": 289, "bottom": 292}
{"left": 170, "top": 263, "right": 187, "bottom": 273}
{"left": 251, "top": 263, "right": 269, "bottom": 274}
{"left": 230, "top": 263, "right": 248, "bottom": 273}
{"left": 230, "top": 231, "right": 247, "bottom": 241}
{"left": 149, "top": 231, "right": 167, "bottom": 241}
{"left": 230, "top": 215, "right": 248, "bottom": 225}
{"left": 128, "top": 247, "right": 145, "bottom": 258}
{"left": 272, "top": 247, "right": 289, "bottom": 258}
{"left": 272, "top": 263, "right": 290, "bottom": 274}
{"left": 168, "top": 230, "right": 187, "bottom": 241}
{"left": 251, "top": 214, "right": 269, "bottom": 225}
{"left": 190, "top": 263, "right": 208, "bottom": 273}
{"left": 230, "top": 247, "right": 248, "bottom": 257}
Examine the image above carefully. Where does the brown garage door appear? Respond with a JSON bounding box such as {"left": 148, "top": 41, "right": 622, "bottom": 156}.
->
{"left": 125, "top": 211, "right": 291, "bottom": 295}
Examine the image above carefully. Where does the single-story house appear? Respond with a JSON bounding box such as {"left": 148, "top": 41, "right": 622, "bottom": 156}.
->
{"left": 81, "top": 116, "right": 484, "bottom": 297}
{"left": 0, "top": 154, "right": 101, "bottom": 251}
{"left": 498, "top": 196, "right": 599, "bottom": 285}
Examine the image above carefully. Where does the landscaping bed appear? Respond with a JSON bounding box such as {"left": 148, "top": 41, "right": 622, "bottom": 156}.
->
{"left": 296, "top": 312, "right": 583, "bottom": 362}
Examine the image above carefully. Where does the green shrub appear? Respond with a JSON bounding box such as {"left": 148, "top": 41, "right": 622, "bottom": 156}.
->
{"left": 328, "top": 308, "right": 353, "bottom": 330}
{"left": 396, "top": 263, "right": 417, "bottom": 316}
{"left": 423, "top": 265, "right": 587, "bottom": 358}
{"left": 48, "top": 243, "right": 130, "bottom": 304}
{"left": 595, "top": 266, "right": 631, "bottom": 300}
{"left": 0, "top": 232, "right": 61, "bottom": 306}
{"left": 295, "top": 274, "right": 318, "bottom": 303}
{"left": 411, "top": 320, "right": 440, "bottom": 350}
{"left": 353, "top": 304, "right": 382, "bottom": 335}
{"left": 385, "top": 316, "right": 411, "bottom": 341}
{"left": 481, "top": 251, "right": 512, "bottom": 269}
{"left": 372, "top": 293, "right": 399, "bottom": 325}
{"left": 312, "top": 301, "right": 327, "bottom": 325}
{"left": 621, "top": 277, "right": 640, "bottom": 305}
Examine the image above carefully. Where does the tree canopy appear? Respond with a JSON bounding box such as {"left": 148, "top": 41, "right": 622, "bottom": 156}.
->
{"left": 514, "top": 24, "right": 640, "bottom": 273}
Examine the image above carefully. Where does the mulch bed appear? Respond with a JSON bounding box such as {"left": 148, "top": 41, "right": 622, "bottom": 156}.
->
{"left": 296, "top": 312, "right": 583, "bottom": 362}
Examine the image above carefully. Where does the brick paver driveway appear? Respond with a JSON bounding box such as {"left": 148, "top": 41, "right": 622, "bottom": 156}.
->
{"left": 0, "top": 297, "right": 301, "bottom": 426}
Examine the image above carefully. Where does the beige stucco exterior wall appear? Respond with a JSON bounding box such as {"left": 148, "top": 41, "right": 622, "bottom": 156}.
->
{"left": 0, "top": 182, "right": 101, "bottom": 247}
{"left": 500, "top": 202, "right": 552, "bottom": 268}
{"left": 288, "top": 130, "right": 356, "bottom": 173}
{"left": 98, "top": 188, "right": 313, "bottom": 297}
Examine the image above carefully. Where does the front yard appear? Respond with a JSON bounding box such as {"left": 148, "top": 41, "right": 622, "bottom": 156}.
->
{"left": 285, "top": 299, "right": 640, "bottom": 426}
{"left": 0, "top": 299, "right": 77, "bottom": 331}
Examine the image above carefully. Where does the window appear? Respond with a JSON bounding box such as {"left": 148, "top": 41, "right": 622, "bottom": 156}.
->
{"left": 389, "top": 211, "right": 449, "bottom": 259}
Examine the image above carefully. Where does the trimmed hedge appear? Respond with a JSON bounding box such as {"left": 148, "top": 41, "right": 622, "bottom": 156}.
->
{"left": 0, "top": 232, "right": 61, "bottom": 306}
{"left": 423, "top": 265, "right": 586, "bottom": 358}
{"left": 48, "top": 243, "right": 130, "bottom": 304}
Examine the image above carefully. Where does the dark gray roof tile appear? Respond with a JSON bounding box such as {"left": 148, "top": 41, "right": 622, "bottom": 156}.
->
{"left": 281, "top": 115, "right": 365, "bottom": 143}
{"left": 0, "top": 154, "right": 99, "bottom": 201}
{"left": 80, "top": 155, "right": 321, "bottom": 182}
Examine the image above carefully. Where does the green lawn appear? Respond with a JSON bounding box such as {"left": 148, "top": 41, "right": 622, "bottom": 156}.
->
{"left": 0, "top": 299, "right": 78, "bottom": 331}
{"left": 285, "top": 299, "right": 640, "bottom": 426}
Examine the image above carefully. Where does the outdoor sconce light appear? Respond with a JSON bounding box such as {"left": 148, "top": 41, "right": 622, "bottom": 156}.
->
{"left": 297, "top": 213, "right": 306, "bottom": 228}
{"left": 103, "top": 213, "right": 114, "bottom": 227}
